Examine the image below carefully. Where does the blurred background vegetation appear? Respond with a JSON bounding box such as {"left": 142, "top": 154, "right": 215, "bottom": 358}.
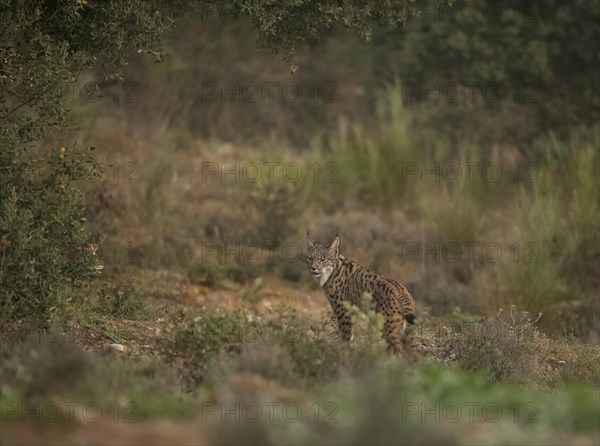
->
{"left": 1, "top": 1, "right": 599, "bottom": 444}
{"left": 65, "top": 0, "right": 598, "bottom": 338}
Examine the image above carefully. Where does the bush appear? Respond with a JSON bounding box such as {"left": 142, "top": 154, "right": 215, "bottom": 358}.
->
{"left": 240, "top": 179, "right": 302, "bottom": 247}
{"left": 240, "top": 278, "right": 264, "bottom": 310}
{"left": 162, "top": 307, "right": 250, "bottom": 390}
{"left": 187, "top": 260, "right": 226, "bottom": 288}
{"left": 449, "top": 307, "right": 550, "bottom": 383}
{"left": 0, "top": 146, "right": 103, "bottom": 320}
{"left": 0, "top": 0, "right": 176, "bottom": 321}
{"left": 89, "top": 278, "right": 146, "bottom": 319}
{"left": 161, "top": 303, "right": 394, "bottom": 391}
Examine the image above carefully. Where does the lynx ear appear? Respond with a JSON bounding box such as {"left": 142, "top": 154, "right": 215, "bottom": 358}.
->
{"left": 307, "top": 230, "right": 315, "bottom": 248}
{"left": 327, "top": 235, "right": 340, "bottom": 256}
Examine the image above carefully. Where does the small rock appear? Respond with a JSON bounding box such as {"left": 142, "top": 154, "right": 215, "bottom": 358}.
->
{"left": 109, "top": 343, "right": 127, "bottom": 353}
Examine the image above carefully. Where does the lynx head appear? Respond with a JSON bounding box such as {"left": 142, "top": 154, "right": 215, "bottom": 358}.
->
{"left": 306, "top": 231, "right": 340, "bottom": 287}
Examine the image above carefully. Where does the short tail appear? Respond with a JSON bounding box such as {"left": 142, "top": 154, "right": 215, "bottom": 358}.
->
{"left": 404, "top": 313, "right": 416, "bottom": 325}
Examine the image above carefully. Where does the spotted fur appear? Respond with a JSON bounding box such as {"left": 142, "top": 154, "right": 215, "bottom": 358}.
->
{"left": 306, "top": 233, "right": 416, "bottom": 354}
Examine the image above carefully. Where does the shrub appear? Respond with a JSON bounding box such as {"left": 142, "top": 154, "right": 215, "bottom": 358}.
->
{"left": 281, "top": 318, "right": 346, "bottom": 381}
{"left": 450, "top": 306, "right": 550, "bottom": 383}
{"left": 240, "top": 179, "right": 302, "bottom": 247}
{"left": 0, "top": 0, "right": 176, "bottom": 321}
{"left": 161, "top": 304, "right": 392, "bottom": 391}
{"left": 163, "top": 307, "right": 250, "bottom": 390}
{"left": 0, "top": 146, "right": 103, "bottom": 320}
{"left": 241, "top": 278, "right": 263, "bottom": 310}
{"left": 278, "top": 303, "right": 388, "bottom": 382}
{"left": 89, "top": 278, "right": 146, "bottom": 319}
{"left": 187, "top": 260, "right": 226, "bottom": 287}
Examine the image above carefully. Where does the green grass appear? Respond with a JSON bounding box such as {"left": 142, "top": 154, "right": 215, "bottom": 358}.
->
{"left": 498, "top": 133, "right": 599, "bottom": 322}
{"left": 327, "top": 84, "right": 422, "bottom": 208}
{"left": 87, "top": 278, "right": 147, "bottom": 319}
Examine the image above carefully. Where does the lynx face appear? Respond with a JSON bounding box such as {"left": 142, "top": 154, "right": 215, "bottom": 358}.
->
{"left": 306, "top": 234, "right": 340, "bottom": 287}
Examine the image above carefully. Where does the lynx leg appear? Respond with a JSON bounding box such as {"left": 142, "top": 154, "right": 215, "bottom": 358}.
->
{"left": 384, "top": 315, "right": 404, "bottom": 354}
{"left": 334, "top": 307, "right": 353, "bottom": 342}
